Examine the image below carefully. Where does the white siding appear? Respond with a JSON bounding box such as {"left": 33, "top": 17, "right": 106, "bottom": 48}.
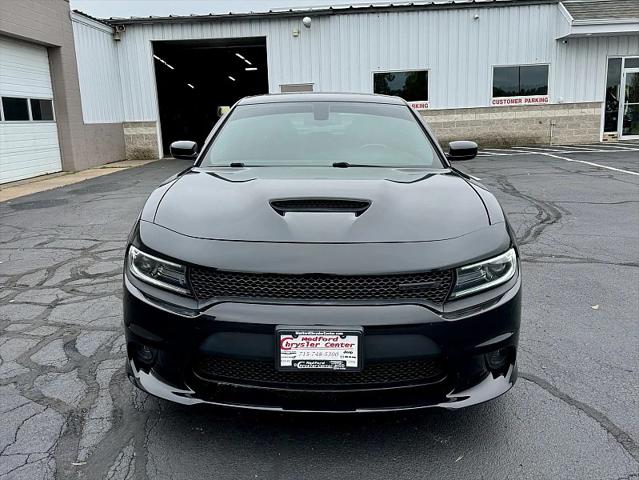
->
{"left": 71, "top": 13, "right": 124, "bottom": 123}
{"left": 73, "top": 5, "right": 639, "bottom": 123}
{"left": 117, "top": 24, "right": 157, "bottom": 122}
{"left": 553, "top": 35, "right": 639, "bottom": 103}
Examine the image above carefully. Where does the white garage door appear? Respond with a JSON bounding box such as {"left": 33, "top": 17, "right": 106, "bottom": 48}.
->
{"left": 0, "top": 36, "right": 62, "bottom": 184}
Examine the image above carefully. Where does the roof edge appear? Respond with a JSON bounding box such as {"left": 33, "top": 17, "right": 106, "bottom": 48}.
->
{"left": 572, "top": 17, "right": 639, "bottom": 26}
{"left": 557, "top": 2, "right": 574, "bottom": 23}
{"left": 97, "top": 0, "right": 559, "bottom": 26}
{"left": 72, "top": 9, "right": 116, "bottom": 28}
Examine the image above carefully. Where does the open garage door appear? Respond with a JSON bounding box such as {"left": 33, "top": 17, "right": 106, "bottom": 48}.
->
{"left": 152, "top": 38, "right": 268, "bottom": 156}
{"left": 0, "top": 36, "right": 62, "bottom": 184}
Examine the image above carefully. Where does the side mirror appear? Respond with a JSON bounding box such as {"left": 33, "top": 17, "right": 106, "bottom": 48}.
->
{"left": 170, "top": 140, "right": 198, "bottom": 160}
{"left": 446, "top": 141, "right": 478, "bottom": 161}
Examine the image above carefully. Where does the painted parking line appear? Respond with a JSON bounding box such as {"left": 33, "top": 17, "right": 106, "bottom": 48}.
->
{"left": 536, "top": 152, "right": 639, "bottom": 176}
{"left": 591, "top": 144, "right": 639, "bottom": 151}
{"left": 478, "top": 151, "right": 545, "bottom": 157}
{"left": 464, "top": 172, "right": 482, "bottom": 180}
{"left": 515, "top": 146, "right": 587, "bottom": 153}
{"left": 479, "top": 148, "right": 539, "bottom": 156}
{"left": 549, "top": 145, "right": 604, "bottom": 152}
{"left": 479, "top": 144, "right": 639, "bottom": 157}
{"left": 484, "top": 149, "right": 532, "bottom": 154}
{"left": 477, "top": 152, "right": 528, "bottom": 157}
{"left": 578, "top": 143, "right": 626, "bottom": 149}
{"left": 481, "top": 147, "right": 526, "bottom": 152}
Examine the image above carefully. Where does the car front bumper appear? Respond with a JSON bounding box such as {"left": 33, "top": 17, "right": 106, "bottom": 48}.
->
{"left": 123, "top": 272, "right": 521, "bottom": 413}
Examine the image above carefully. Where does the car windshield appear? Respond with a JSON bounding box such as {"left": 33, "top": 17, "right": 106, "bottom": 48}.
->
{"left": 199, "top": 101, "right": 443, "bottom": 168}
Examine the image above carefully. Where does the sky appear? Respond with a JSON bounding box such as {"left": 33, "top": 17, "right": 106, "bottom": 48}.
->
{"left": 69, "top": 0, "right": 373, "bottom": 18}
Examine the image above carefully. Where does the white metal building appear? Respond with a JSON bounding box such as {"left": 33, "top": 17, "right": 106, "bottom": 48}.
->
{"left": 70, "top": 0, "right": 639, "bottom": 159}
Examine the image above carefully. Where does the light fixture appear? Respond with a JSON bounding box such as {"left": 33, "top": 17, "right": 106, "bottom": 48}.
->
{"left": 187, "top": 83, "right": 194, "bottom": 89}
{"left": 228, "top": 76, "right": 236, "bottom": 81}
{"left": 236, "top": 52, "right": 252, "bottom": 65}
{"left": 153, "top": 54, "right": 174, "bottom": 70}
{"left": 245, "top": 67, "right": 258, "bottom": 71}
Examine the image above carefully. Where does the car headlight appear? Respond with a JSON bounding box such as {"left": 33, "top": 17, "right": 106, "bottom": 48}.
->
{"left": 450, "top": 248, "right": 517, "bottom": 299}
{"left": 127, "top": 246, "right": 190, "bottom": 295}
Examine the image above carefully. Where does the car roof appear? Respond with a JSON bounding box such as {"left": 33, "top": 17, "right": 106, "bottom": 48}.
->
{"left": 238, "top": 92, "right": 407, "bottom": 106}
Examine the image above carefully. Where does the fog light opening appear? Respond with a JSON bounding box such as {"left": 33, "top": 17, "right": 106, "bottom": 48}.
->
{"left": 485, "top": 348, "right": 511, "bottom": 371}
{"left": 134, "top": 344, "right": 157, "bottom": 365}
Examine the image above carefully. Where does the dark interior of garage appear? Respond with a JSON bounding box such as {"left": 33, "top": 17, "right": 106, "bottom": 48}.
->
{"left": 152, "top": 38, "right": 268, "bottom": 156}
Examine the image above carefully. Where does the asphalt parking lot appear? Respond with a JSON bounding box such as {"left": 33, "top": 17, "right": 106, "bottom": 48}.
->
{"left": 1, "top": 143, "right": 638, "bottom": 480}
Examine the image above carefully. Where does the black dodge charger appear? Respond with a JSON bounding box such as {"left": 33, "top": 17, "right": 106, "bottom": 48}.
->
{"left": 123, "top": 93, "right": 521, "bottom": 412}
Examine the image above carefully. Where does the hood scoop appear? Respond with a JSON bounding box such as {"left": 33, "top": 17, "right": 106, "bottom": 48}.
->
{"left": 270, "top": 198, "right": 371, "bottom": 216}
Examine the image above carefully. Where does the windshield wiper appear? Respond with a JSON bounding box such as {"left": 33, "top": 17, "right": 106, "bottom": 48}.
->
{"left": 332, "top": 162, "right": 385, "bottom": 168}
{"left": 207, "top": 162, "right": 435, "bottom": 169}
{"left": 332, "top": 162, "right": 433, "bottom": 169}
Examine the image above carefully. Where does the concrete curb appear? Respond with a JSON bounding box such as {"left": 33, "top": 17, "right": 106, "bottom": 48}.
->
{"left": 0, "top": 159, "right": 158, "bottom": 203}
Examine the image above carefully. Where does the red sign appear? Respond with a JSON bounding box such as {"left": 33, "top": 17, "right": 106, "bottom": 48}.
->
{"left": 280, "top": 335, "right": 355, "bottom": 351}
{"left": 408, "top": 100, "right": 429, "bottom": 110}
{"left": 491, "top": 95, "right": 549, "bottom": 106}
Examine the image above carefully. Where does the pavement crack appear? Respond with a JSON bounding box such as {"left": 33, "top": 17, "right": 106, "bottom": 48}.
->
{"left": 0, "top": 401, "right": 32, "bottom": 416}
{"left": 521, "top": 254, "right": 639, "bottom": 268}
{"left": 493, "top": 174, "right": 565, "bottom": 245}
{"left": 520, "top": 373, "right": 639, "bottom": 463}
{"left": 607, "top": 474, "right": 639, "bottom": 480}
{"left": 557, "top": 200, "right": 639, "bottom": 206}
{"left": 0, "top": 409, "right": 41, "bottom": 456}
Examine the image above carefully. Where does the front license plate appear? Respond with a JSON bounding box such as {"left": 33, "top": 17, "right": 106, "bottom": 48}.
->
{"left": 276, "top": 327, "right": 362, "bottom": 371}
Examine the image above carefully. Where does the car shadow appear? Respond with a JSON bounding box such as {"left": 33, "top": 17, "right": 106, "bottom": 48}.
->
{"left": 152, "top": 396, "right": 508, "bottom": 458}
{"left": 113, "top": 377, "right": 535, "bottom": 479}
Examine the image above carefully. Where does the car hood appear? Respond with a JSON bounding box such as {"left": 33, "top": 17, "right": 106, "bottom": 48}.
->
{"left": 151, "top": 166, "right": 490, "bottom": 243}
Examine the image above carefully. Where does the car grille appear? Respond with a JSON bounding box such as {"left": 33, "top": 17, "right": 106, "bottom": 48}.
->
{"left": 189, "top": 268, "right": 453, "bottom": 303}
{"left": 194, "top": 356, "right": 446, "bottom": 389}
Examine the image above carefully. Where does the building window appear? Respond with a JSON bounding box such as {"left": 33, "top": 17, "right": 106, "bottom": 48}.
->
{"left": 493, "top": 65, "right": 549, "bottom": 97}
{"left": 373, "top": 70, "right": 428, "bottom": 108}
{"left": 604, "top": 58, "right": 622, "bottom": 133}
{"left": 624, "top": 58, "right": 639, "bottom": 69}
{"left": 2, "top": 97, "right": 30, "bottom": 121}
{"left": 30, "top": 99, "right": 54, "bottom": 121}
{"left": 0, "top": 97, "right": 55, "bottom": 122}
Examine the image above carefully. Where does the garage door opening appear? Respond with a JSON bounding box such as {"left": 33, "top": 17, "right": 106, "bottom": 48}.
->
{"left": 152, "top": 38, "right": 268, "bottom": 156}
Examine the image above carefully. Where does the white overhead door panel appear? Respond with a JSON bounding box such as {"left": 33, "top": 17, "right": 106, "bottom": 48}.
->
{"left": 0, "top": 36, "right": 62, "bottom": 184}
{"left": 0, "top": 123, "right": 62, "bottom": 184}
{"left": 0, "top": 36, "right": 53, "bottom": 97}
